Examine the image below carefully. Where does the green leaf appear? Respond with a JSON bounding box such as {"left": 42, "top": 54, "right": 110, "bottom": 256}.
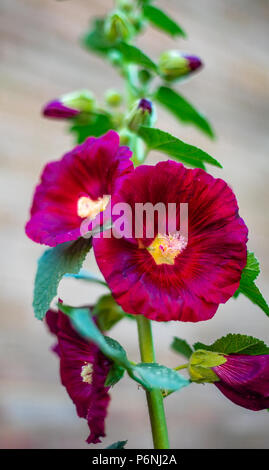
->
{"left": 106, "top": 440, "right": 127, "bottom": 449}
{"left": 137, "top": 126, "right": 222, "bottom": 169}
{"left": 70, "top": 113, "right": 113, "bottom": 144}
{"left": 241, "top": 251, "right": 260, "bottom": 283}
{"left": 117, "top": 42, "right": 158, "bottom": 72}
{"left": 105, "top": 364, "right": 125, "bottom": 387}
{"left": 65, "top": 269, "right": 108, "bottom": 287}
{"left": 194, "top": 333, "right": 269, "bottom": 356}
{"left": 93, "top": 294, "right": 126, "bottom": 331}
{"left": 59, "top": 303, "right": 131, "bottom": 369}
{"left": 33, "top": 238, "right": 92, "bottom": 320}
{"left": 234, "top": 251, "right": 269, "bottom": 317}
{"left": 155, "top": 86, "right": 215, "bottom": 139}
{"left": 133, "top": 363, "right": 190, "bottom": 391}
{"left": 82, "top": 18, "right": 116, "bottom": 55}
{"left": 171, "top": 337, "right": 193, "bottom": 359}
{"left": 143, "top": 5, "right": 186, "bottom": 38}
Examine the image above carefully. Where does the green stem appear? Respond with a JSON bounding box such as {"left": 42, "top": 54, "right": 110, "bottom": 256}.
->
{"left": 136, "top": 315, "right": 170, "bottom": 449}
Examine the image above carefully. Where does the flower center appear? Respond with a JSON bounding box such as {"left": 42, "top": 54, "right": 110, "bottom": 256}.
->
{"left": 147, "top": 233, "right": 187, "bottom": 265}
{"left": 80, "top": 363, "right": 93, "bottom": 384}
{"left": 77, "top": 195, "right": 110, "bottom": 219}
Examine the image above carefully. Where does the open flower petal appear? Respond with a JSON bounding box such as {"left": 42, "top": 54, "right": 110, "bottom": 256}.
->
{"left": 26, "top": 131, "right": 133, "bottom": 246}
{"left": 93, "top": 161, "right": 248, "bottom": 322}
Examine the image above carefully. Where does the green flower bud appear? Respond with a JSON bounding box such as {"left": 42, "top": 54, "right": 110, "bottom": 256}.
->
{"left": 62, "top": 90, "right": 96, "bottom": 113}
{"left": 105, "top": 89, "right": 123, "bottom": 107}
{"left": 138, "top": 69, "right": 152, "bottom": 85}
{"left": 158, "top": 50, "right": 202, "bottom": 81}
{"left": 189, "top": 350, "right": 227, "bottom": 384}
{"left": 116, "top": 0, "right": 134, "bottom": 13}
{"left": 119, "top": 128, "right": 133, "bottom": 146}
{"left": 126, "top": 98, "right": 155, "bottom": 132}
{"left": 104, "top": 10, "right": 133, "bottom": 42}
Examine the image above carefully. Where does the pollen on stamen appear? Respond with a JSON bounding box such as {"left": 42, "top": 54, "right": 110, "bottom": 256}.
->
{"left": 147, "top": 232, "right": 187, "bottom": 265}
{"left": 77, "top": 195, "right": 110, "bottom": 219}
{"left": 81, "top": 363, "right": 93, "bottom": 384}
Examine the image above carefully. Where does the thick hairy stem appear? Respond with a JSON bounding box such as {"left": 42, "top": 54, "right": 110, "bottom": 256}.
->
{"left": 136, "top": 315, "right": 170, "bottom": 449}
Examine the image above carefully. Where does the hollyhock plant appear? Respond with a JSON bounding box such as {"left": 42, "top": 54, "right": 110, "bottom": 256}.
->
{"left": 26, "top": 0, "right": 269, "bottom": 450}
{"left": 46, "top": 307, "right": 111, "bottom": 444}
{"left": 93, "top": 161, "right": 248, "bottom": 322}
{"left": 25, "top": 130, "right": 133, "bottom": 246}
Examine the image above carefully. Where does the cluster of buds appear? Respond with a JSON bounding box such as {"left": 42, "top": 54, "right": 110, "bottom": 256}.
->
{"left": 158, "top": 50, "right": 202, "bottom": 81}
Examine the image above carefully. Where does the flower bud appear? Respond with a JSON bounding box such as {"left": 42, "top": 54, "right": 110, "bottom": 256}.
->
{"left": 158, "top": 50, "right": 202, "bottom": 81}
{"left": 116, "top": 0, "right": 134, "bottom": 13}
{"left": 105, "top": 89, "right": 123, "bottom": 107}
{"left": 104, "top": 10, "right": 133, "bottom": 42}
{"left": 189, "top": 350, "right": 227, "bottom": 384}
{"left": 126, "top": 98, "right": 155, "bottom": 132}
{"left": 138, "top": 69, "right": 152, "bottom": 85}
{"left": 43, "top": 90, "right": 96, "bottom": 119}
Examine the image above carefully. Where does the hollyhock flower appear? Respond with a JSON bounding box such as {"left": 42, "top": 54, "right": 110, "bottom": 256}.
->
{"left": 93, "top": 161, "right": 248, "bottom": 322}
{"left": 25, "top": 131, "right": 133, "bottom": 246}
{"left": 46, "top": 308, "right": 111, "bottom": 444}
{"left": 43, "top": 90, "right": 96, "bottom": 119}
{"left": 213, "top": 354, "right": 269, "bottom": 411}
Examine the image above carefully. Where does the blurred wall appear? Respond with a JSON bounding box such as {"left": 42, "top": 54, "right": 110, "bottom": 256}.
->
{"left": 0, "top": 0, "right": 268, "bottom": 448}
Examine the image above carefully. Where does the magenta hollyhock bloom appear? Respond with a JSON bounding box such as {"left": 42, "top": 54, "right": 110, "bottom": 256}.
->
{"left": 43, "top": 99, "right": 80, "bottom": 119}
{"left": 25, "top": 131, "right": 133, "bottom": 246}
{"left": 93, "top": 161, "right": 248, "bottom": 322}
{"left": 213, "top": 354, "right": 269, "bottom": 411}
{"left": 46, "top": 308, "right": 111, "bottom": 444}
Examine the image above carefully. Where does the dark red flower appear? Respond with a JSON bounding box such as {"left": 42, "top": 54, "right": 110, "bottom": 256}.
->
{"left": 25, "top": 131, "right": 133, "bottom": 246}
{"left": 46, "top": 308, "right": 111, "bottom": 444}
{"left": 213, "top": 354, "right": 269, "bottom": 411}
{"left": 93, "top": 161, "right": 248, "bottom": 322}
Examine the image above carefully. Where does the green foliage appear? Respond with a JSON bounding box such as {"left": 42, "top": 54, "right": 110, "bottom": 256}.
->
{"left": 134, "top": 363, "right": 190, "bottom": 391}
{"left": 105, "top": 364, "right": 125, "bottom": 387}
{"left": 65, "top": 269, "right": 108, "bottom": 287}
{"left": 171, "top": 337, "right": 193, "bottom": 359}
{"left": 93, "top": 294, "right": 126, "bottom": 331}
{"left": 143, "top": 5, "right": 186, "bottom": 38}
{"left": 33, "top": 239, "right": 91, "bottom": 320}
{"left": 234, "top": 251, "right": 269, "bottom": 317}
{"left": 82, "top": 18, "right": 116, "bottom": 54}
{"left": 106, "top": 440, "right": 128, "bottom": 449}
{"left": 137, "top": 126, "right": 222, "bottom": 169}
{"left": 59, "top": 303, "right": 190, "bottom": 392}
{"left": 194, "top": 333, "right": 269, "bottom": 356}
{"left": 117, "top": 42, "right": 158, "bottom": 72}
{"left": 155, "top": 86, "right": 215, "bottom": 138}
{"left": 70, "top": 112, "right": 114, "bottom": 144}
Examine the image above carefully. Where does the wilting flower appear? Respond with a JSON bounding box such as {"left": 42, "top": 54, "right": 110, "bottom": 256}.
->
{"left": 25, "top": 131, "right": 133, "bottom": 246}
{"left": 46, "top": 308, "right": 111, "bottom": 444}
{"left": 189, "top": 349, "right": 269, "bottom": 411}
{"left": 43, "top": 90, "right": 96, "bottom": 119}
{"left": 158, "top": 50, "right": 202, "bottom": 81}
{"left": 93, "top": 161, "right": 248, "bottom": 322}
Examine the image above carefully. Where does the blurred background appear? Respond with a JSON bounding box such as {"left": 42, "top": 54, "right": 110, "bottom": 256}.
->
{"left": 1, "top": 0, "right": 269, "bottom": 449}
